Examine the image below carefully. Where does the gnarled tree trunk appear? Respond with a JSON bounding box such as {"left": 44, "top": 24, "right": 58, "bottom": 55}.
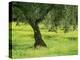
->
{"left": 29, "top": 22, "right": 47, "bottom": 48}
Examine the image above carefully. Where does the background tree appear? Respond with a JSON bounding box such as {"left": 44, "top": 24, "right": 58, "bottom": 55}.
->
{"left": 42, "top": 5, "right": 78, "bottom": 33}
{"left": 63, "top": 5, "right": 78, "bottom": 32}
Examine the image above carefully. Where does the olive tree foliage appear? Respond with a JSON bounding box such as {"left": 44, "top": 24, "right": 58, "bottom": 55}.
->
{"left": 10, "top": 2, "right": 54, "bottom": 48}
{"left": 12, "top": 6, "right": 26, "bottom": 25}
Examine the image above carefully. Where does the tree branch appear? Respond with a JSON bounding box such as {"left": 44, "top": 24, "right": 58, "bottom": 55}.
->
{"left": 35, "top": 5, "right": 53, "bottom": 24}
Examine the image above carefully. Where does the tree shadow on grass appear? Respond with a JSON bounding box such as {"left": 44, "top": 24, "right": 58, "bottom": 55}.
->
{"left": 66, "top": 37, "right": 78, "bottom": 41}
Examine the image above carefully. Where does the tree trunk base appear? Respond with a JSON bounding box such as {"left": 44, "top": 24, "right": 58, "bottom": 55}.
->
{"left": 34, "top": 40, "right": 47, "bottom": 48}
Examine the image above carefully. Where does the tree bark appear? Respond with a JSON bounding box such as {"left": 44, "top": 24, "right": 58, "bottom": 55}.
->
{"left": 29, "top": 22, "right": 47, "bottom": 48}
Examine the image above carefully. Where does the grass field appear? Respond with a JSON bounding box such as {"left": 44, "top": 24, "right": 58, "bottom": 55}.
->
{"left": 9, "top": 22, "right": 78, "bottom": 59}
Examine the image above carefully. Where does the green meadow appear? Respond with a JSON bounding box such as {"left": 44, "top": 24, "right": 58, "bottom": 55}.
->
{"left": 9, "top": 22, "right": 78, "bottom": 59}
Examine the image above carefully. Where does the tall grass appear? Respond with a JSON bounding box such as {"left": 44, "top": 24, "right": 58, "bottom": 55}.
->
{"left": 9, "top": 22, "right": 78, "bottom": 59}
